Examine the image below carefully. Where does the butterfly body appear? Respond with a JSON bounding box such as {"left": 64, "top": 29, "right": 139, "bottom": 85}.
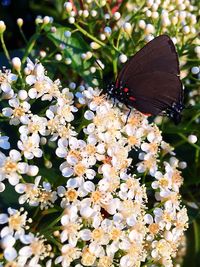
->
{"left": 106, "top": 35, "right": 184, "bottom": 124}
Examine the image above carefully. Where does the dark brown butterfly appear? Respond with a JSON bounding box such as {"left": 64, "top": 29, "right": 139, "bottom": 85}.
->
{"left": 107, "top": 35, "right": 184, "bottom": 124}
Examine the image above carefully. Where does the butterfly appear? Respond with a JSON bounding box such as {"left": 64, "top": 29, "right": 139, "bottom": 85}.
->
{"left": 106, "top": 35, "right": 184, "bottom": 124}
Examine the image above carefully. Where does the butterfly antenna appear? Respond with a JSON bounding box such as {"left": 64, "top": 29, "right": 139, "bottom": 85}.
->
{"left": 94, "top": 59, "right": 104, "bottom": 70}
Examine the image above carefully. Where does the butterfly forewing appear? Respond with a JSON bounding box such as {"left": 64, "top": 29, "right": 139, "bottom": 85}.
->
{"left": 117, "top": 35, "right": 180, "bottom": 86}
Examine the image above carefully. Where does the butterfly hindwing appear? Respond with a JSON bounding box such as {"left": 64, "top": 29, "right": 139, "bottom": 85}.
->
{"left": 126, "top": 71, "right": 182, "bottom": 115}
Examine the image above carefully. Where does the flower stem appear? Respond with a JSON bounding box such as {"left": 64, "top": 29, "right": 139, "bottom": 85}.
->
{"left": 22, "top": 32, "right": 40, "bottom": 64}
{"left": 193, "top": 220, "right": 200, "bottom": 254}
{"left": 74, "top": 22, "right": 105, "bottom": 47}
{"left": 0, "top": 33, "right": 11, "bottom": 64}
{"left": 19, "top": 27, "right": 28, "bottom": 44}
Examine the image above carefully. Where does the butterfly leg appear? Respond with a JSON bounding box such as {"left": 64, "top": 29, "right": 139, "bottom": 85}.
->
{"left": 125, "top": 107, "right": 132, "bottom": 124}
{"left": 112, "top": 97, "right": 117, "bottom": 107}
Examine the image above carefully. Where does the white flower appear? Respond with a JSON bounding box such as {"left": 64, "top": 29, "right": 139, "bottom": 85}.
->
{"left": 0, "top": 149, "right": 28, "bottom": 186}
{"left": 15, "top": 176, "right": 57, "bottom": 209}
{"left": 19, "top": 115, "right": 47, "bottom": 136}
{"left": 0, "top": 70, "right": 17, "bottom": 93}
{"left": 2, "top": 98, "right": 30, "bottom": 125}
{"left": 0, "top": 208, "right": 29, "bottom": 238}
{"left": 17, "top": 133, "right": 43, "bottom": 159}
{"left": 55, "top": 244, "right": 81, "bottom": 267}
{"left": 18, "top": 233, "right": 52, "bottom": 265}
{"left": 25, "top": 58, "right": 60, "bottom": 100}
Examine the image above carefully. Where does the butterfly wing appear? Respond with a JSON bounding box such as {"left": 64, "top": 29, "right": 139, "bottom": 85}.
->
{"left": 126, "top": 71, "right": 183, "bottom": 115}
{"left": 117, "top": 35, "right": 180, "bottom": 86}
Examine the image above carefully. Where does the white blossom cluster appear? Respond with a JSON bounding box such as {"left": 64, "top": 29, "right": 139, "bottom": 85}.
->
{"left": 0, "top": 60, "right": 188, "bottom": 266}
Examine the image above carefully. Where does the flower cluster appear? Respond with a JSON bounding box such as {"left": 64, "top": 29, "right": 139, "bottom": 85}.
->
{"left": 0, "top": 60, "right": 188, "bottom": 266}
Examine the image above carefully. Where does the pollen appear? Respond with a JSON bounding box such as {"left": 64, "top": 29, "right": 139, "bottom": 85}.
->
{"left": 65, "top": 188, "right": 78, "bottom": 201}
{"left": 13, "top": 107, "right": 25, "bottom": 117}
{"left": 74, "top": 162, "right": 86, "bottom": 176}
{"left": 128, "top": 136, "right": 137, "bottom": 145}
{"left": 4, "top": 160, "right": 18, "bottom": 173}
{"left": 92, "top": 228, "right": 104, "bottom": 240}
{"left": 8, "top": 213, "right": 24, "bottom": 231}
{"left": 91, "top": 190, "right": 102, "bottom": 203}
{"left": 149, "top": 223, "right": 159, "bottom": 235}
{"left": 109, "top": 228, "right": 121, "bottom": 241}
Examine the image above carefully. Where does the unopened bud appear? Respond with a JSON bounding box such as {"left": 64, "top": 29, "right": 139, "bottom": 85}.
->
{"left": 17, "top": 18, "right": 23, "bottom": 27}
{"left": 0, "top": 20, "right": 6, "bottom": 34}
{"left": 188, "top": 134, "right": 197, "bottom": 144}
{"left": 12, "top": 57, "right": 21, "bottom": 72}
{"left": 64, "top": 2, "right": 73, "bottom": 12}
{"left": 90, "top": 42, "right": 101, "bottom": 49}
{"left": 123, "top": 22, "right": 132, "bottom": 35}
{"left": 43, "top": 16, "right": 51, "bottom": 24}
{"left": 119, "top": 54, "right": 128, "bottom": 63}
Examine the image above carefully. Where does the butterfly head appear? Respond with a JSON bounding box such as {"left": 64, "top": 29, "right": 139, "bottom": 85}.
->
{"left": 106, "top": 82, "right": 132, "bottom": 105}
{"left": 167, "top": 102, "right": 184, "bottom": 124}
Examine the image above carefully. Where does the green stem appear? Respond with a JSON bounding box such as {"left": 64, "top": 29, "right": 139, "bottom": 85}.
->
{"left": 19, "top": 27, "right": 28, "bottom": 44}
{"left": 113, "top": 57, "right": 118, "bottom": 79}
{"left": 178, "top": 133, "right": 200, "bottom": 150}
{"left": 74, "top": 22, "right": 105, "bottom": 47}
{"left": 0, "top": 33, "right": 11, "bottom": 64}
{"left": 193, "top": 220, "right": 200, "bottom": 254}
{"left": 22, "top": 33, "right": 40, "bottom": 64}
{"left": 185, "top": 111, "right": 200, "bottom": 129}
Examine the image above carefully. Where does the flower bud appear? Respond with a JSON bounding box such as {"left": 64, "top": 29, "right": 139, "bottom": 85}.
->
{"left": 191, "top": 66, "right": 199, "bottom": 75}
{"left": 83, "top": 10, "right": 89, "bottom": 18}
{"left": 183, "top": 25, "right": 190, "bottom": 34}
{"left": 35, "top": 16, "right": 43, "bottom": 24}
{"left": 91, "top": 10, "right": 97, "bottom": 17}
{"left": 104, "top": 13, "right": 110, "bottom": 20}
{"left": 40, "top": 50, "right": 47, "bottom": 58}
{"left": 27, "top": 165, "right": 39, "bottom": 176}
{"left": 152, "top": 11, "right": 159, "bottom": 19}
{"left": 12, "top": 57, "right": 21, "bottom": 72}
{"left": 17, "top": 18, "right": 23, "bottom": 27}
{"left": 86, "top": 51, "right": 92, "bottom": 59}
{"left": 64, "top": 2, "right": 73, "bottom": 12}
{"left": 43, "top": 16, "right": 51, "bottom": 24}
{"left": 64, "top": 30, "right": 71, "bottom": 38}
{"left": 90, "top": 66, "right": 96, "bottom": 73}
{"left": 100, "top": 33, "right": 106, "bottom": 41}
{"left": 123, "top": 22, "right": 132, "bottom": 35}
{"left": 68, "top": 17, "right": 75, "bottom": 24}
{"left": 65, "top": 58, "right": 72, "bottom": 65}
{"left": 146, "top": 10, "right": 152, "bottom": 17}
{"left": 100, "top": 0, "right": 106, "bottom": 7}
{"left": 55, "top": 54, "right": 62, "bottom": 61}
{"left": 51, "top": 26, "right": 57, "bottom": 33}
{"left": 0, "top": 20, "right": 6, "bottom": 34}
{"left": 146, "top": 0, "right": 154, "bottom": 7}
{"left": 18, "top": 90, "right": 28, "bottom": 100}
{"left": 145, "top": 24, "right": 155, "bottom": 34}
{"left": 119, "top": 54, "right": 128, "bottom": 63}
{"left": 114, "top": 12, "right": 121, "bottom": 20}
{"left": 188, "top": 134, "right": 197, "bottom": 144}
{"left": 104, "top": 26, "right": 112, "bottom": 36}
{"left": 138, "top": 20, "right": 146, "bottom": 29}
{"left": 90, "top": 42, "right": 101, "bottom": 49}
{"left": 45, "top": 160, "right": 52, "bottom": 169}
{"left": 179, "top": 161, "right": 187, "bottom": 169}
{"left": 194, "top": 46, "right": 200, "bottom": 54}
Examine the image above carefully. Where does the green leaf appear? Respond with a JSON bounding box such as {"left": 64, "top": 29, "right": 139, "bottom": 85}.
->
{"left": 46, "top": 26, "right": 95, "bottom": 84}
